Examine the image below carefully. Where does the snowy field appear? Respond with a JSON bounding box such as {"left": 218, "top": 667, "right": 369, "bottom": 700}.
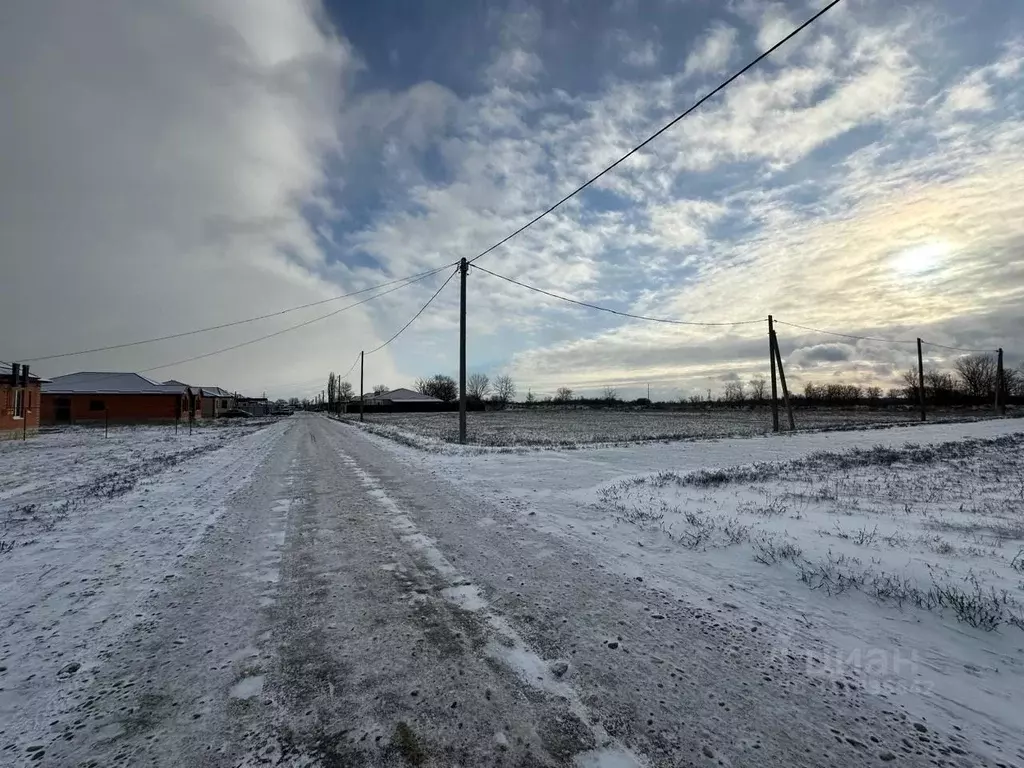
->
{"left": 0, "top": 421, "right": 274, "bottom": 548}
{"left": 0, "top": 419, "right": 285, "bottom": 757}
{"left": 353, "top": 406, "right": 1014, "bottom": 449}
{"left": 407, "top": 417, "right": 1024, "bottom": 765}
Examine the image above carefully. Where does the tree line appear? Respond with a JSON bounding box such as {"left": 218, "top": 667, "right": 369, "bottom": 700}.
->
{"left": 316, "top": 354, "right": 1020, "bottom": 409}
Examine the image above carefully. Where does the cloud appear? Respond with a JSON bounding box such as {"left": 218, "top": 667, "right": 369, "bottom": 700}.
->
{"left": 683, "top": 24, "right": 737, "bottom": 78}
{"left": 485, "top": 48, "right": 543, "bottom": 85}
{"left": 0, "top": 1, "right": 400, "bottom": 398}
{"left": 790, "top": 343, "right": 855, "bottom": 368}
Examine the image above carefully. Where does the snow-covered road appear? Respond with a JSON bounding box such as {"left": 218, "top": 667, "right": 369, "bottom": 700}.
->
{"left": 3, "top": 414, "right": 1021, "bottom": 766}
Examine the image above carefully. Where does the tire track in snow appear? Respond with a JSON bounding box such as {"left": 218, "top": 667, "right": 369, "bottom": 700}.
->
{"left": 333, "top": 446, "right": 648, "bottom": 768}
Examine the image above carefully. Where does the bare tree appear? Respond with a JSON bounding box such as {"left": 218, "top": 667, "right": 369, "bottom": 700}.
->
{"left": 422, "top": 374, "right": 458, "bottom": 402}
{"left": 865, "top": 386, "right": 882, "bottom": 401}
{"left": 466, "top": 372, "right": 490, "bottom": 400}
{"left": 925, "top": 370, "right": 958, "bottom": 403}
{"left": 954, "top": 354, "right": 997, "bottom": 398}
{"left": 327, "top": 372, "right": 336, "bottom": 406}
{"left": 554, "top": 386, "right": 574, "bottom": 403}
{"left": 723, "top": 381, "right": 745, "bottom": 402}
{"left": 602, "top": 385, "right": 619, "bottom": 401}
{"left": 338, "top": 380, "right": 354, "bottom": 401}
{"left": 493, "top": 374, "right": 516, "bottom": 404}
{"left": 1007, "top": 365, "right": 1024, "bottom": 397}
{"left": 414, "top": 377, "right": 429, "bottom": 395}
{"left": 372, "top": 384, "right": 389, "bottom": 396}
{"left": 748, "top": 375, "right": 767, "bottom": 402}
{"left": 525, "top": 389, "right": 536, "bottom": 404}
{"left": 900, "top": 368, "right": 920, "bottom": 400}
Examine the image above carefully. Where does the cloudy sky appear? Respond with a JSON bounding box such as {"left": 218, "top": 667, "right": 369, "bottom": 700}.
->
{"left": 2, "top": 0, "right": 1022, "bottom": 400}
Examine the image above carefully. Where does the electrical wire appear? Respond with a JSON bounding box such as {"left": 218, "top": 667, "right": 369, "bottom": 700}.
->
{"left": 339, "top": 353, "right": 361, "bottom": 380}
{"left": 773, "top": 320, "right": 917, "bottom": 345}
{"left": 474, "top": 264, "right": 763, "bottom": 326}
{"left": 15, "top": 3, "right": 842, "bottom": 371}
{"left": 138, "top": 268, "right": 450, "bottom": 374}
{"left": 21, "top": 262, "right": 458, "bottom": 363}
{"left": 366, "top": 266, "right": 460, "bottom": 355}
{"left": 920, "top": 340, "right": 999, "bottom": 353}
{"left": 775, "top": 319, "right": 999, "bottom": 352}
{"left": 465, "top": 0, "right": 844, "bottom": 267}
{"left": 42, "top": 269, "right": 447, "bottom": 390}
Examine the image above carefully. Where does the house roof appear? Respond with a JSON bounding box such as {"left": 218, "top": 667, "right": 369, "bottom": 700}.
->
{"left": 43, "top": 372, "right": 197, "bottom": 395}
{"left": 200, "top": 386, "right": 234, "bottom": 398}
{"left": 373, "top": 387, "right": 442, "bottom": 403}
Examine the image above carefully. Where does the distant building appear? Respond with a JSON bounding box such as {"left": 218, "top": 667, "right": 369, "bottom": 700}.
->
{"left": 41, "top": 372, "right": 202, "bottom": 425}
{"left": 199, "top": 386, "right": 236, "bottom": 418}
{"left": 2, "top": 364, "right": 47, "bottom": 439}
{"left": 364, "top": 388, "right": 443, "bottom": 407}
{"left": 236, "top": 396, "right": 270, "bottom": 416}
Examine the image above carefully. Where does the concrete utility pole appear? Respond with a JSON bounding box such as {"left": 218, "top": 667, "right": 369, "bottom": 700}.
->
{"left": 916, "top": 338, "right": 926, "bottom": 422}
{"left": 459, "top": 258, "right": 468, "bottom": 445}
{"left": 360, "top": 351, "right": 365, "bottom": 422}
{"left": 768, "top": 315, "right": 779, "bottom": 432}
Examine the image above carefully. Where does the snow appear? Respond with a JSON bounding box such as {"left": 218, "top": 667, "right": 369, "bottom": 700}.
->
{"left": 6, "top": 412, "right": 1023, "bottom": 765}
{"left": 347, "top": 407, "right": 1020, "bottom": 449}
{"left": 374, "top": 415, "right": 1024, "bottom": 765}
{"left": 0, "top": 420, "right": 286, "bottom": 755}
{"left": 337, "top": 447, "right": 649, "bottom": 766}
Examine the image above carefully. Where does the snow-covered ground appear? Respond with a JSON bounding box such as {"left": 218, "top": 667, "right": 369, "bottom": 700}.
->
{"left": 374, "top": 416, "right": 1024, "bottom": 766}
{"left": 5, "top": 414, "right": 1023, "bottom": 766}
{"left": 0, "top": 419, "right": 285, "bottom": 761}
{"left": 349, "top": 407, "right": 1018, "bottom": 449}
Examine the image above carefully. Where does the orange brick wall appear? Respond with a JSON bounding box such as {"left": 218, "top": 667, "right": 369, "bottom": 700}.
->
{"left": 40, "top": 393, "right": 202, "bottom": 425}
{"left": 1, "top": 382, "right": 42, "bottom": 438}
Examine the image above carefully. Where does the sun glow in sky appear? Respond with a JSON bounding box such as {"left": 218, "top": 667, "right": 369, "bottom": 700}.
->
{"left": 892, "top": 242, "right": 953, "bottom": 276}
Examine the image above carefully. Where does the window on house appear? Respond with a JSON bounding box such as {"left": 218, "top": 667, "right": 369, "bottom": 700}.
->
{"left": 221, "top": 399, "right": 228, "bottom": 408}
{"left": 13, "top": 388, "right": 24, "bottom": 418}
{"left": 89, "top": 399, "right": 105, "bottom": 412}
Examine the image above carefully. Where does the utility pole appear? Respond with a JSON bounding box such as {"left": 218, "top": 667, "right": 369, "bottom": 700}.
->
{"left": 360, "top": 351, "right": 365, "bottom": 422}
{"left": 459, "top": 258, "right": 468, "bottom": 445}
{"left": 771, "top": 329, "right": 795, "bottom": 431}
{"left": 996, "top": 347, "right": 1005, "bottom": 416}
{"left": 768, "top": 315, "right": 779, "bottom": 432}
{"left": 916, "top": 338, "right": 926, "bottom": 422}
{"left": 647, "top": 382, "right": 651, "bottom": 402}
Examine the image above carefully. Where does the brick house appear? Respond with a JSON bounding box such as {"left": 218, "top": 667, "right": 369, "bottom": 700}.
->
{"left": 41, "top": 372, "right": 202, "bottom": 426}
{"left": 1, "top": 363, "right": 46, "bottom": 439}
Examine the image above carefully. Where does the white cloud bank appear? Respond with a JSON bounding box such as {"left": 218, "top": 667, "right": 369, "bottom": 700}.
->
{"left": 0, "top": 1, "right": 401, "bottom": 397}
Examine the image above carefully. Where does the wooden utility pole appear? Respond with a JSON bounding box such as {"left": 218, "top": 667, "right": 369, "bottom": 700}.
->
{"left": 771, "top": 330, "right": 795, "bottom": 431}
{"left": 916, "top": 338, "right": 926, "bottom": 422}
{"left": 768, "top": 316, "right": 779, "bottom": 432}
{"left": 360, "top": 351, "right": 365, "bottom": 422}
{"left": 459, "top": 258, "right": 468, "bottom": 445}
{"left": 996, "top": 347, "right": 1005, "bottom": 416}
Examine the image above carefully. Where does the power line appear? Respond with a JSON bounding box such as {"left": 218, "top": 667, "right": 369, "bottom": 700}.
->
{"left": 366, "top": 266, "right": 460, "bottom": 355}
{"left": 920, "top": 340, "right": 998, "bottom": 354}
{"left": 139, "top": 268, "right": 450, "bottom": 374}
{"left": 474, "top": 264, "right": 763, "bottom": 327}
{"left": 465, "top": 0, "right": 844, "bottom": 267}
{"left": 340, "top": 353, "right": 361, "bottom": 380}
{"left": 40, "top": 270, "right": 448, "bottom": 390}
{"left": 21, "top": 263, "right": 458, "bottom": 363}
{"left": 773, "top": 320, "right": 917, "bottom": 345}
{"left": 775, "top": 320, "right": 999, "bottom": 353}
